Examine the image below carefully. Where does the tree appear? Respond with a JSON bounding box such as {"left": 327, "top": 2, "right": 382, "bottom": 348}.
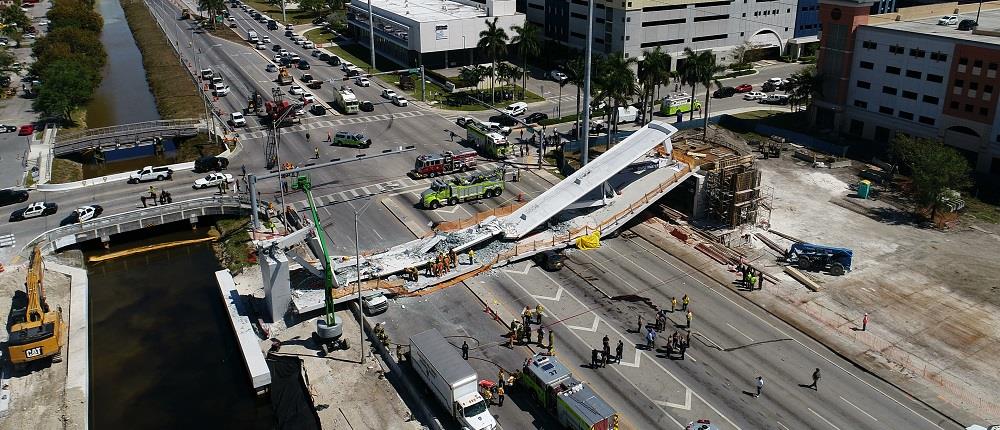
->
{"left": 458, "top": 65, "right": 486, "bottom": 89}
{"left": 600, "top": 54, "right": 638, "bottom": 148}
{"left": 678, "top": 48, "right": 701, "bottom": 122}
{"left": 33, "top": 59, "right": 98, "bottom": 120}
{"left": 0, "top": 49, "right": 14, "bottom": 71}
{"left": 785, "top": 66, "right": 823, "bottom": 111}
{"left": 0, "top": 5, "right": 31, "bottom": 31}
{"left": 299, "top": 0, "right": 326, "bottom": 14}
{"left": 565, "top": 56, "right": 585, "bottom": 138}
{"left": 32, "top": 27, "right": 107, "bottom": 74}
{"left": 510, "top": 23, "right": 539, "bottom": 100}
{"left": 47, "top": 0, "right": 103, "bottom": 33}
{"left": 477, "top": 17, "right": 508, "bottom": 104}
{"left": 891, "top": 135, "right": 972, "bottom": 220}
{"left": 198, "top": 0, "right": 226, "bottom": 27}
{"left": 680, "top": 48, "right": 724, "bottom": 139}
{"left": 637, "top": 48, "right": 670, "bottom": 124}
{"left": 730, "top": 41, "right": 762, "bottom": 67}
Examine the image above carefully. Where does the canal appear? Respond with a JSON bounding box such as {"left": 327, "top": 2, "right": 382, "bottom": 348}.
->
{"left": 87, "top": 226, "right": 273, "bottom": 429}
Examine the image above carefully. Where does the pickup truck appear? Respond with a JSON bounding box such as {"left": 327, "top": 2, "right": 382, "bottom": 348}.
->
{"left": 128, "top": 166, "right": 173, "bottom": 184}
{"left": 409, "top": 329, "right": 497, "bottom": 430}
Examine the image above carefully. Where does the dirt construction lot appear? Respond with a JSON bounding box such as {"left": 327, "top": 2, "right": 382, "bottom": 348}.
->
{"left": 736, "top": 153, "right": 1000, "bottom": 424}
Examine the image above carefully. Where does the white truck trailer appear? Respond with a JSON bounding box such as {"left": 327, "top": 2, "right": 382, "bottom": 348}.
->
{"left": 408, "top": 329, "right": 497, "bottom": 430}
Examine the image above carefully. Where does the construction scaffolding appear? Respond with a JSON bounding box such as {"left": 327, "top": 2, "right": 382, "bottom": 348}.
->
{"left": 704, "top": 153, "right": 761, "bottom": 228}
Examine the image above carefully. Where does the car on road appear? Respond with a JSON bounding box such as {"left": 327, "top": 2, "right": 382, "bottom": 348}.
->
{"left": 958, "top": 19, "right": 978, "bottom": 30}
{"left": 64, "top": 205, "right": 103, "bottom": 224}
{"left": 712, "top": 87, "right": 737, "bottom": 98}
{"left": 391, "top": 95, "right": 408, "bottom": 106}
{"left": 266, "top": 63, "right": 277, "bottom": 73}
{"left": 355, "top": 76, "right": 370, "bottom": 87}
{"left": 534, "top": 249, "right": 565, "bottom": 271}
{"left": 456, "top": 116, "right": 475, "bottom": 127}
{"left": 310, "top": 104, "right": 327, "bottom": 115}
{"left": 524, "top": 112, "right": 548, "bottom": 124}
{"left": 319, "top": 53, "right": 330, "bottom": 61}
{"left": 550, "top": 70, "right": 567, "bottom": 82}
{"left": 302, "top": 41, "right": 315, "bottom": 49}
{"left": 361, "top": 292, "right": 388, "bottom": 315}
{"left": 288, "top": 85, "right": 304, "bottom": 95}
{"left": 212, "top": 83, "right": 230, "bottom": 96}
{"left": 311, "top": 49, "right": 321, "bottom": 57}
{"left": 9, "top": 202, "right": 57, "bottom": 222}
{"left": 194, "top": 155, "right": 230, "bottom": 173}
{"left": 491, "top": 114, "right": 518, "bottom": 127}
{"left": 743, "top": 91, "right": 766, "bottom": 100}
{"left": 18, "top": 124, "right": 33, "bottom": 136}
{"left": 0, "top": 188, "right": 29, "bottom": 207}
{"left": 938, "top": 15, "right": 959, "bottom": 25}
{"left": 761, "top": 93, "right": 790, "bottom": 105}
{"left": 685, "top": 419, "right": 720, "bottom": 430}
{"left": 193, "top": 173, "right": 235, "bottom": 189}
{"left": 272, "top": 44, "right": 282, "bottom": 52}
{"left": 333, "top": 131, "right": 372, "bottom": 148}
{"left": 326, "top": 55, "right": 341, "bottom": 66}
{"left": 360, "top": 100, "right": 374, "bottom": 112}
{"left": 284, "top": 29, "right": 294, "bottom": 37}
{"left": 502, "top": 101, "right": 527, "bottom": 116}
{"left": 298, "top": 60, "right": 311, "bottom": 70}
{"left": 301, "top": 73, "right": 314, "bottom": 83}
{"left": 279, "top": 48, "right": 289, "bottom": 57}
{"left": 286, "top": 23, "right": 294, "bottom": 31}
{"left": 256, "top": 43, "right": 266, "bottom": 50}
{"left": 735, "top": 84, "right": 753, "bottom": 93}
{"left": 381, "top": 89, "right": 398, "bottom": 100}
{"left": 261, "top": 36, "right": 270, "bottom": 43}
{"left": 300, "top": 94, "right": 315, "bottom": 103}
{"left": 229, "top": 111, "right": 246, "bottom": 127}
{"left": 0, "top": 124, "right": 16, "bottom": 132}
{"left": 292, "top": 37, "right": 305, "bottom": 45}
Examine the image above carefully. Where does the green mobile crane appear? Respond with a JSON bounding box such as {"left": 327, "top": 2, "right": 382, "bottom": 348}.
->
{"left": 420, "top": 169, "right": 505, "bottom": 209}
{"left": 293, "top": 175, "right": 345, "bottom": 348}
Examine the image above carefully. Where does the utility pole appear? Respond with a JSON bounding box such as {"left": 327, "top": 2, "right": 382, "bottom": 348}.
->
{"left": 580, "top": 0, "right": 595, "bottom": 166}
{"left": 420, "top": 65, "right": 426, "bottom": 102}
{"left": 368, "top": 0, "right": 377, "bottom": 73}
{"left": 281, "top": 0, "right": 287, "bottom": 24}
{"left": 354, "top": 196, "right": 375, "bottom": 363}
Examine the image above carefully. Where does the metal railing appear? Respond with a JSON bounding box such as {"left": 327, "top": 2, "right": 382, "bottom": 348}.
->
{"left": 56, "top": 118, "right": 202, "bottom": 142}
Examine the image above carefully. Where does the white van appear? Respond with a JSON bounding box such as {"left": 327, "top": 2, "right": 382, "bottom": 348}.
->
{"left": 617, "top": 105, "right": 638, "bottom": 123}
{"left": 212, "top": 83, "right": 230, "bottom": 96}
{"left": 200, "top": 68, "right": 214, "bottom": 79}
{"left": 503, "top": 101, "right": 527, "bottom": 116}
{"left": 247, "top": 30, "right": 259, "bottom": 43}
{"left": 762, "top": 93, "right": 789, "bottom": 105}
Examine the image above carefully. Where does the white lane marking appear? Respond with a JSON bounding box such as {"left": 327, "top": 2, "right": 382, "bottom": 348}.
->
{"left": 578, "top": 250, "right": 640, "bottom": 292}
{"left": 654, "top": 388, "right": 692, "bottom": 410}
{"left": 840, "top": 396, "right": 878, "bottom": 421}
{"left": 499, "top": 262, "right": 533, "bottom": 276}
{"left": 808, "top": 407, "right": 843, "bottom": 430}
{"left": 565, "top": 315, "right": 600, "bottom": 333}
{"left": 726, "top": 323, "right": 755, "bottom": 342}
{"left": 776, "top": 421, "right": 791, "bottom": 430}
{"left": 625, "top": 237, "right": 947, "bottom": 430}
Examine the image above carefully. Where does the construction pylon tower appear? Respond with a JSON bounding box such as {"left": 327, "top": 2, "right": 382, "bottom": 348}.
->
{"left": 263, "top": 87, "right": 284, "bottom": 169}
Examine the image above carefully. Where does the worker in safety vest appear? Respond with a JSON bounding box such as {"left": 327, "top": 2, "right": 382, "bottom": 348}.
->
{"left": 682, "top": 294, "right": 690, "bottom": 311}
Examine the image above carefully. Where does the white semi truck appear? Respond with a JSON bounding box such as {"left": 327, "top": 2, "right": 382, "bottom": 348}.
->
{"left": 409, "top": 329, "right": 497, "bottom": 430}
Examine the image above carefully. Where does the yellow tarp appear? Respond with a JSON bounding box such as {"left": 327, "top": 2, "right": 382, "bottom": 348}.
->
{"left": 576, "top": 230, "right": 601, "bottom": 250}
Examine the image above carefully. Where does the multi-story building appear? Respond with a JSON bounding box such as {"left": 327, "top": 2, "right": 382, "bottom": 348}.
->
{"left": 813, "top": 1, "right": 1000, "bottom": 173}
{"left": 347, "top": 0, "right": 525, "bottom": 69}
{"left": 794, "top": 0, "right": 822, "bottom": 38}
{"left": 524, "top": 0, "right": 797, "bottom": 67}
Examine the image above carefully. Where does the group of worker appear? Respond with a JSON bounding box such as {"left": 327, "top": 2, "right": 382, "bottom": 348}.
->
{"left": 591, "top": 335, "right": 625, "bottom": 368}
{"left": 405, "top": 248, "right": 478, "bottom": 281}
{"left": 483, "top": 368, "right": 519, "bottom": 407}
{"left": 737, "top": 263, "right": 765, "bottom": 291}
{"left": 635, "top": 294, "right": 694, "bottom": 358}
{"left": 508, "top": 305, "right": 554, "bottom": 355}
{"left": 140, "top": 186, "right": 173, "bottom": 208}
{"left": 373, "top": 323, "right": 391, "bottom": 349}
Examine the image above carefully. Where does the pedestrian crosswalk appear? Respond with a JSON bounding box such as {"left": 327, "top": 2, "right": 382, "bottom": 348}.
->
{"left": 238, "top": 110, "right": 429, "bottom": 140}
{"left": 283, "top": 162, "right": 503, "bottom": 210}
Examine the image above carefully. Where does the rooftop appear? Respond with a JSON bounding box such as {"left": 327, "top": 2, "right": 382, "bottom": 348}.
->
{"left": 352, "top": 0, "right": 493, "bottom": 23}
{"left": 870, "top": 7, "right": 1000, "bottom": 46}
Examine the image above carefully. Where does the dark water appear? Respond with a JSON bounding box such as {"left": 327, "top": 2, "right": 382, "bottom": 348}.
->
{"left": 87, "top": 227, "right": 274, "bottom": 429}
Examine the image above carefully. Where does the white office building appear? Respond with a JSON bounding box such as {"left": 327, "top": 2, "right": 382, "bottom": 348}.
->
{"left": 347, "top": 0, "right": 526, "bottom": 68}
{"left": 524, "top": 0, "right": 796, "bottom": 68}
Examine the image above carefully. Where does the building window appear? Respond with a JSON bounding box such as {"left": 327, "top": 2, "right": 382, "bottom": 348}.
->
{"left": 885, "top": 66, "right": 900, "bottom": 75}
{"left": 970, "top": 82, "right": 979, "bottom": 91}
{"left": 693, "top": 14, "right": 729, "bottom": 22}
{"left": 571, "top": 31, "right": 585, "bottom": 39}
{"left": 980, "top": 107, "right": 990, "bottom": 116}
{"left": 950, "top": 101, "right": 959, "bottom": 109}
{"left": 882, "top": 86, "right": 897, "bottom": 95}
{"left": 905, "top": 69, "right": 921, "bottom": 79}
{"left": 857, "top": 80, "right": 871, "bottom": 89}
{"left": 862, "top": 41, "right": 877, "bottom": 49}
{"left": 879, "top": 106, "right": 894, "bottom": 115}
{"left": 974, "top": 59, "right": 983, "bottom": 68}
{"left": 889, "top": 45, "right": 904, "bottom": 54}
{"left": 927, "top": 74, "right": 944, "bottom": 83}
{"left": 923, "top": 95, "right": 939, "bottom": 105}
{"left": 918, "top": 116, "right": 935, "bottom": 125}
{"left": 571, "top": 12, "right": 587, "bottom": 19}
{"left": 691, "top": 34, "right": 727, "bottom": 42}
{"left": 642, "top": 18, "right": 685, "bottom": 26}
{"left": 965, "top": 104, "right": 974, "bottom": 112}
{"left": 909, "top": 48, "right": 925, "bottom": 58}
{"left": 959, "top": 58, "right": 969, "bottom": 65}
{"left": 528, "top": 3, "right": 543, "bottom": 9}
{"left": 854, "top": 99, "right": 868, "bottom": 108}
{"left": 860, "top": 61, "right": 874, "bottom": 69}
{"left": 902, "top": 90, "right": 917, "bottom": 100}
{"left": 930, "top": 52, "right": 948, "bottom": 62}
{"left": 899, "top": 111, "right": 914, "bottom": 120}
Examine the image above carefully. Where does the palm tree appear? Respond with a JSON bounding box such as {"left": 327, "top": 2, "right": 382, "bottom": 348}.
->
{"left": 602, "top": 55, "right": 638, "bottom": 148}
{"left": 690, "top": 50, "right": 726, "bottom": 140}
{"left": 678, "top": 48, "right": 703, "bottom": 122}
{"left": 477, "top": 17, "right": 509, "bottom": 104}
{"left": 198, "top": 0, "right": 225, "bottom": 27}
{"left": 637, "top": 48, "right": 671, "bottom": 124}
{"left": 786, "top": 66, "right": 823, "bottom": 111}
{"left": 565, "top": 56, "right": 585, "bottom": 138}
{"left": 510, "top": 23, "right": 540, "bottom": 100}
{"left": 459, "top": 65, "right": 486, "bottom": 90}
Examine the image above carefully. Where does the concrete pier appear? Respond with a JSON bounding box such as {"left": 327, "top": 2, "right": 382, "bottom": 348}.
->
{"left": 46, "top": 260, "right": 89, "bottom": 430}
{"left": 215, "top": 270, "right": 271, "bottom": 393}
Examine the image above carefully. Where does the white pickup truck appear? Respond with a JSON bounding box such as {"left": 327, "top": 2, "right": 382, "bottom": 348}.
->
{"left": 127, "top": 166, "right": 173, "bottom": 184}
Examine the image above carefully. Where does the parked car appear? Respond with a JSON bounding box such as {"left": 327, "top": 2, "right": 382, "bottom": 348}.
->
{"left": 524, "top": 112, "right": 548, "bottom": 124}
{"left": 958, "top": 19, "right": 978, "bottom": 31}
{"left": 355, "top": 76, "right": 370, "bottom": 87}
{"left": 381, "top": 89, "right": 398, "bottom": 99}
{"left": 550, "top": 70, "right": 568, "bottom": 82}
{"left": 938, "top": 15, "right": 959, "bottom": 25}
{"left": 18, "top": 124, "right": 34, "bottom": 136}
{"left": 712, "top": 87, "right": 737, "bottom": 98}
{"left": 64, "top": 205, "right": 103, "bottom": 224}
{"left": 193, "top": 173, "right": 235, "bottom": 189}
{"left": 9, "top": 201, "right": 57, "bottom": 221}
{"left": 761, "top": 93, "right": 790, "bottom": 105}
{"left": 0, "top": 124, "right": 16, "bottom": 132}
{"left": 229, "top": 112, "right": 246, "bottom": 127}
{"left": 0, "top": 188, "right": 29, "bottom": 207}
{"left": 534, "top": 249, "right": 565, "bottom": 271}
{"left": 360, "top": 100, "right": 374, "bottom": 112}
{"left": 734, "top": 84, "right": 753, "bottom": 93}
{"left": 194, "top": 156, "right": 230, "bottom": 173}
{"left": 743, "top": 91, "right": 766, "bottom": 100}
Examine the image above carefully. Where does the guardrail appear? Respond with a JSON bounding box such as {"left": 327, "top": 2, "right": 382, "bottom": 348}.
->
{"left": 56, "top": 119, "right": 202, "bottom": 142}
{"left": 28, "top": 196, "right": 258, "bottom": 254}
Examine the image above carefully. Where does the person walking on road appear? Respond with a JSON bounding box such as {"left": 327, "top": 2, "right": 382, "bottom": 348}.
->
{"left": 547, "top": 330, "right": 555, "bottom": 355}
{"left": 755, "top": 376, "right": 764, "bottom": 398}
{"left": 682, "top": 294, "right": 690, "bottom": 311}
{"left": 615, "top": 340, "right": 624, "bottom": 363}
{"left": 645, "top": 328, "right": 656, "bottom": 349}
{"left": 461, "top": 341, "right": 469, "bottom": 360}
{"left": 686, "top": 310, "right": 693, "bottom": 329}
{"left": 671, "top": 297, "right": 678, "bottom": 312}
{"left": 591, "top": 349, "right": 600, "bottom": 368}
{"left": 497, "top": 386, "right": 505, "bottom": 406}
{"left": 637, "top": 314, "right": 644, "bottom": 333}
{"left": 314, "top": 146, "right": 319, "bottom": 159}
{"left": 536, "top": 326, "right": 544, "bottom": 346}
{"left": 862, "top": 312, "right": 869, "bottom": 331}
{"left": 807, "top": 368, "right": 820, "bottom": 391}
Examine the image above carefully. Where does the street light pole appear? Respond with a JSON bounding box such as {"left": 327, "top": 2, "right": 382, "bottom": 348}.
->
{"left": 354, "top": 195, "right": 376, "bottom": 364}
{"left": 580, "top": 0, "right": 595, "bottom": 166}
{"left": 368, "top": 0, "right": 377, "bottom": 73}
{"left": 281, "top": 0, "right": 287, "bottom": 24}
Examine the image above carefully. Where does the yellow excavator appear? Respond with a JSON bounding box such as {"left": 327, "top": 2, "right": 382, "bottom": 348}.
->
{"left": 7, "top": 246, "right": 65, "bottom": 366}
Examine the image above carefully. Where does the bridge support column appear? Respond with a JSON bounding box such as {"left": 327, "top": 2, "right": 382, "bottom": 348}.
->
{"left": 691, "top": 172, "right": 707, "bottom": 220}
{"left": 260, "top": 250, "right": 291, "bottom": 323}
{"left": 101, "top": 235, "right": 111, "bottom": 249}
{"left": 189, "top": 215, "right": 199, "bottom": 230}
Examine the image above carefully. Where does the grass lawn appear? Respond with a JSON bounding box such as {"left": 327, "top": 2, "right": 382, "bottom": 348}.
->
{"left": 965, "top": 197, "right": 1000, "bottom": 224}
{"left": 304, "top": 27, "right": 336, "bottom": 45}
{"left": 426, "top": 86, "right": 545, "bottom": 111}
{"left": 732, "top": 109, "right": 810, "bottom": 133}
{"left": 323, "top": 42, "right": 388, "bottom": 75}
{"left": 243, "top": 0, "right": 319, "bottom": 25}
{"left": 50, "top": 158, "right": 83, "bottom": 184}
{"left": 212, "top": 217, "right": 254, "bottom": 274}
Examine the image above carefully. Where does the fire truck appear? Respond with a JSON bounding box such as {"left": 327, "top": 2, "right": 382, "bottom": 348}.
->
{"left": 420, "top": 169, "right": 505, "bottom": 209}
{"left": 466, "top": 121, "right": 513, "bottom": 159}
{"left": 410, "top": 149, "right": 478, "bottom": 178}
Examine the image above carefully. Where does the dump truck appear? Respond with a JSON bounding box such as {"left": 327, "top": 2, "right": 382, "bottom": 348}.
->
{"left": 520, "top": 353, "right": 620, "bottom": 430}
{"left": 466, "top": 120, "right": 513, "bottom": 159}
{"left": 276, "top": 67, "right": 293, "bottom": 85}
{"left": 7, "top": 246, "right": 66, "bottom": 367}
{"left": 410, "top": 149, "right": 478, "bottom": 178}
{"left": 409, "top": 329, "right": 497, "bottom": 430}
{"left": 180, "top": 8, "right": 191, "bottom": 19}
{"left": 420, "top": 169, "right": 504, "bottom": 209}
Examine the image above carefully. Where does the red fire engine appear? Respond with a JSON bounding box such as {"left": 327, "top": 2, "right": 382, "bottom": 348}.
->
{"left": 410, "top": 149, "right": 478, "bottom": 178}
